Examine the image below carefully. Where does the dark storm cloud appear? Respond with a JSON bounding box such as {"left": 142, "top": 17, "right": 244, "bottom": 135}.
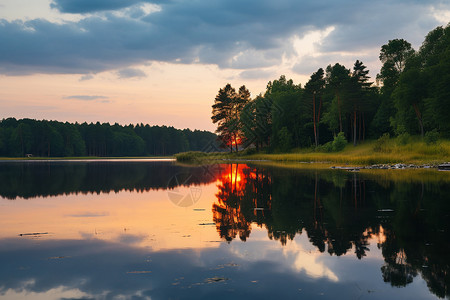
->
{"left": 0, "top": 0, "right": 447, "bottom": 75}
{"left": 50, "top": 0, "right": 146, "bottom": 14}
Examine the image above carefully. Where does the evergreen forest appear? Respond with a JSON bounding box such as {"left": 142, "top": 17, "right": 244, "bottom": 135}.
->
{"left": 0, "top": 118, "right": 216, "bottom": 157}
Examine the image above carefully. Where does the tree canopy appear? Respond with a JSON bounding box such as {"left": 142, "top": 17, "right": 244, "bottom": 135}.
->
{"left": 0, "top": 118, "right": 217, "bottom": 157}
{"left": 211, "top": 24, "right": 450, "bottom": 152}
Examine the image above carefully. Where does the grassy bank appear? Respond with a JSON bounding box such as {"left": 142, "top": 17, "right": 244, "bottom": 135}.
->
{"left": 175, "top": 138, "right": 450, "bottom": 166}
{"left": 0, "top": 156, "right": 174, "bottom": 160}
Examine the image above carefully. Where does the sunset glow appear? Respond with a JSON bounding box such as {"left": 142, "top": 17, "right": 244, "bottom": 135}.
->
{"left": 0, "top": 1, "right": 448, "bottom": 130}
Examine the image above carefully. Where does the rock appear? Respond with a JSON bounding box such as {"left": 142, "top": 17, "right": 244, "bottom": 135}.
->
{"left": 438, "top": 163, "right": 450, "bottom": 170}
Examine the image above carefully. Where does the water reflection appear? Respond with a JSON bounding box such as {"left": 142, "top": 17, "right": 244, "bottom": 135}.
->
{"left": 0, "top": 161, "right": 449, "bottom": 299}
{"left": 0, "top": 160, "right": 218, "bottom": 199}
{"left": 211, "top": 164, "right": 450, "bottom": 298}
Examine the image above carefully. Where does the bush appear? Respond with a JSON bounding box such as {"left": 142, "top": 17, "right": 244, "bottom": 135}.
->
{"left": 321, "top": 141, "right": 333, "bottom": 152}
{"left": 174, "top": 151, "right": 207, "bottom": 162}
{"left": 424, "top": 129, "right": 439, "bottom": 145}
{"left": 373, "top": 133, "right": 391, "bottom": 153}
{"left": 332, "top": 132, "right": 347, "bottom": 152}
{"left": 237, "top": 147, "right": 257, "bottom": 156}
{"left": 396, "top": 132, "right": 410, "bottom": 145}
{"left": 277, "top": 127, "right": 293, "bottom": 152}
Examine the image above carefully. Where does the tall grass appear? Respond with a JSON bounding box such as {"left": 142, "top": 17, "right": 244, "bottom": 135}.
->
{"left": 175, "top": 139, "right": 450, "bottom": 166}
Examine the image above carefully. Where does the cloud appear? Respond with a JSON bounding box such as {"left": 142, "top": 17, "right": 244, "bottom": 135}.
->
{"left": 63, "top": 95, "right": 109, "bottom": 101}
{"left": 292, "top": 52, "right": 380, "bottom": 78}
{"left": 79, "top": 74, "right": 95, "bottom": 81}
{"left": 50, "top": 0, "right": 143, "bottom": 14}
{"left": 117, "top": 67, "right": 146, "bottom": 79}
{"left": 238, "top": 69, "right": 275, "bottom": 80}
{"left": 0, "top": 0, "right": 448, "bottom": 75}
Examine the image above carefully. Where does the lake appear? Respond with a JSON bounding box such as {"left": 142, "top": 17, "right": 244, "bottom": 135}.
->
{"left": 0, "top": 159, "right": 449, "bottom": 300}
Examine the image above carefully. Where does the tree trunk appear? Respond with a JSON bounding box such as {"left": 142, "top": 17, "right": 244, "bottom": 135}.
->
{"left": 337, "top": 93, "right": 342, "bottom": 133}
{"left": 362, "top": 112, "right": 365, "bottom": 141}
{"left": 353, "top": 108, "right": 357, "bottom": 146}
{"left": 317, "top": 97, "right": 322, "bottom": 145}
{"left": 313, "top": 93, "right": 318, "bottom": 147}
{"left": 412, "top": 103, "right": 424, "bottom": 138}
{"left": 358, "top": 111, "right": 362, "bottom": 143}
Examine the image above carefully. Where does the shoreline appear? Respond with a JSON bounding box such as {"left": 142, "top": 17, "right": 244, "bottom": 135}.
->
{"left": 0, "top": 155, "right": 448, "bottom": 171}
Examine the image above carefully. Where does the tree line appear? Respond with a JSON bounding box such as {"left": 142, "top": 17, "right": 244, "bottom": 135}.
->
{"left": 0, "top": 118, "right": 217, "bottom": 157}
{"left": 212, "top": 24, "right": 450, "bottom": 152}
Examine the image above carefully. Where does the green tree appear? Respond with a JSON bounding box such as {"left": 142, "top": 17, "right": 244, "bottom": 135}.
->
{"left": 374, "top": 39, "right": 414, "bottom": 137}
{"left": 265, "top": 75, "right": 303, "bottom": 149}
{"left": 392, "top": 58, "right": 427, "bottom": 137}
{"left": 325, "top": 63, "right": 350, "bottom": 133}
{"left": 421, "top": 25, "right": 450, "bottom": 137}
{"left": 304, "top": 68, "right": 325, "bottom": 147}
{"left": 349, "top": 60, "right": 373, "bottom": 146}
{"left": 212, "top": 84, "right": 236, "bottom": 152}
{"left": 233, "top": 85, "right": 251, "bottom": 151}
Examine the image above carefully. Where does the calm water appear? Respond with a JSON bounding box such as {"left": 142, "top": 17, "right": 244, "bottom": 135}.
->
{"left": 0, "top": 160, "right": 449, "bottom": 300}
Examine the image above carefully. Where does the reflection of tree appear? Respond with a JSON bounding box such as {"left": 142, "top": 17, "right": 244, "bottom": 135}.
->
{"left": 212, "top": 164, "right": 252, "bottom": 241}
{"left": 212, "top": 165, "right": 380, "bottom": 256}
{"left": 211, "top": 164, "right": 450, "bottom": 299}
{"left": 0, "top": 162, "right": 219, "bottom": 199}
{"left": 379, "top": 180, "right": 450, "bottom": 297}
{"left": 381, "top": 236, "right": 417, "bottom": 287}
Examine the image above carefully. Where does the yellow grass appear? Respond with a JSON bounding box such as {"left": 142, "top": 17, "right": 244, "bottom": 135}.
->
{"left": 177, "top": 139, "right": 450, "bottom": 166}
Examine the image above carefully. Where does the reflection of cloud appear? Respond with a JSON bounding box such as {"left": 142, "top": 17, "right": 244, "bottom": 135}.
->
{"left": 227, "top": 229, "right": 339, "bottom": 282}
{"left": 0, "top": 234, "right": 399, "bottom": 300}
{"left": 292, "top": 252, "right": 339, "bottom": 282}
{"left": 284, "top": 235, "right": 338, "bottom": 282}
{"left": 116, "top": 233, "right": 147, "bottom": 245}
{"left": 0, "top": 286, "right": 89, "bottom": 300}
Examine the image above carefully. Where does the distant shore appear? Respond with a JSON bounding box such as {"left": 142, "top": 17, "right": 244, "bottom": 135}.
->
{"left": 2, "top": 138, "right": 449, "bottom": 170}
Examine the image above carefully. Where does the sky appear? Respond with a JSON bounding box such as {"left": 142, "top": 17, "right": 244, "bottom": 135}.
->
{"left": 0, "top": 0, "right": 449, "bottom": 131}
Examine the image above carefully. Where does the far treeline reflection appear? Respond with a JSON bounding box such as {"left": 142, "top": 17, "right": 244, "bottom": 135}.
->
{"left": 0, "top": 160, "right": 219, "bottom": 199}
{"left": 1, "top": 161, "right": 449, "bottom": 298}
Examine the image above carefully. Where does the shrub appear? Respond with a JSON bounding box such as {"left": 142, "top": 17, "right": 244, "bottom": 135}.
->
{"left": 277, "top": 127, "right": 293, "bottom": 152}
{"left": 174, "top": 151, "right": 207, "bottom": 162}
{"left": 322, "top": 141, "right": 333, "bottom": 152}
{"left": 373, "top": 133, "right": 391, "bottom": 153}
{"left": 424, "top": 129, "right": 439, "bottom": 145}
{"left": 237, "top": 147, "right": 257, "bottom": 156}
{"left": 332, "top": 132, "right": 347, "bottom": 152}
{"left": 396, "top": 132, "right": 410, "bottom": 145}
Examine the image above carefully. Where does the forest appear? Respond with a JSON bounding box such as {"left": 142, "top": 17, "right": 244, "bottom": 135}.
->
{"left": 212, "top": 24, "right": 450, "bottom": 152}
{"left": 0, "top": 118, "right": 216, "bottom": 157}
